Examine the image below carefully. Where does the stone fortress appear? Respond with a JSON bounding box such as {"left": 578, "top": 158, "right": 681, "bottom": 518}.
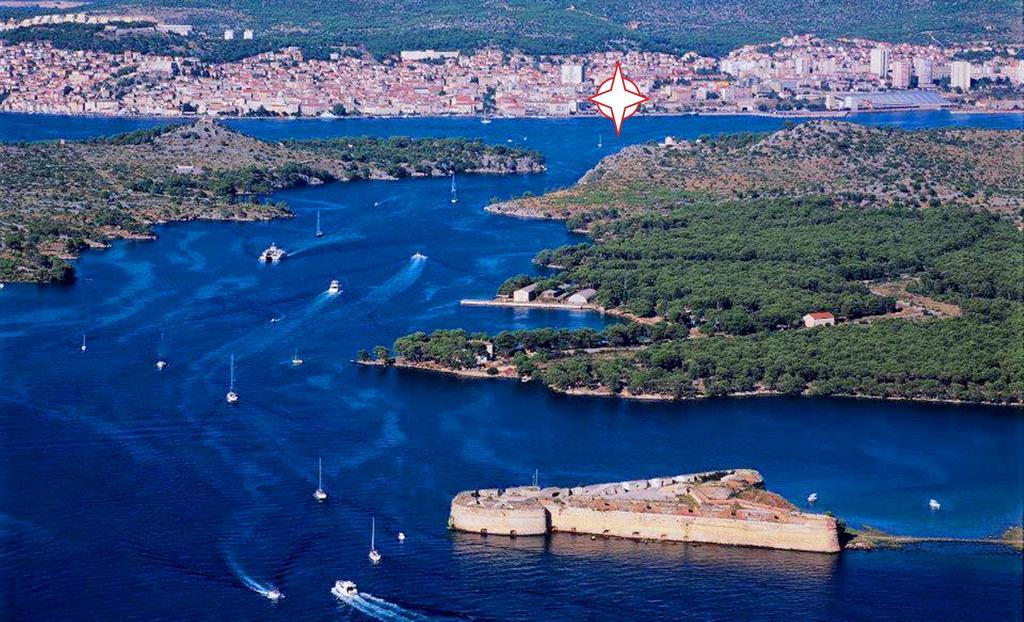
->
{"left": 449, "top": 469, "right": 841, "bottom": 553}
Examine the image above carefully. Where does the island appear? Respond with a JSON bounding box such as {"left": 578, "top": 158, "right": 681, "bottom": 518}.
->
{"left": 382, "top": 121, "right": 1023, "bottom": 405}
{"left": 449, "top": 469, "right": 841, "bottom": 554}
{"left": 0, "top": 118, "right": 545, "bottom": 283}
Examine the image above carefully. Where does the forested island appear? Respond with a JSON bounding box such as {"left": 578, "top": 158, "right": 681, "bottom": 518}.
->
{"left": 0, "top": 119, "right": 544, "bottom": 282}
{"left": 382, "top": 122, "right": 1024, "bottom": 405}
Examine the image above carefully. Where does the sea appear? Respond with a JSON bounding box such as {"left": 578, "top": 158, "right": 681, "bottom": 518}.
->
{"left": 1, "top": 111, "right": 1022, "bottom": 621}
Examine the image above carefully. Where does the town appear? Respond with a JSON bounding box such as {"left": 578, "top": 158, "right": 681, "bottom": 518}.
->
{"left": 1, "top": 15, "right": 1021, "bottom": 117}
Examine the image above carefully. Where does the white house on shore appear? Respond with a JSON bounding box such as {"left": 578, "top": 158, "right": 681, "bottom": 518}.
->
{"left": 512, "top": 283, "right": 539, "bottom": 303}
{"left": 803, "top": 312, "right": 836, "bottom": 328}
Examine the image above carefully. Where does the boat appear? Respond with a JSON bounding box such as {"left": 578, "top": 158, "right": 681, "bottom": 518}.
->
{"left": 397, "top": 532, "right": 406, "bottom": 542}
{"left": 314, "top": 457, "right": 328, "bottom": 502}
{"left": 373, "top": 200, "right": 381, "bottom": 207}
{"left": 156, "top": 360, "right": 167, "bottom": 371}
{"left": 80, "top": 334, "right": 87, "bottom": 352}
{"left": 411, "top": 252, "right": 427, "bottom": 261}
{"left": 480, "top": 116, "right": 492, "bottom": 124}
{"left": 265, "top": 588, "right": 283, "bottom": 601}
{"left": 291, "top": 349, "right": 304, "bottom": 366}
{"left": 331, "top": 580, "right": 358, "bottom": 600}
{"left": 315, "top": 210, "right": 324, "bottom": 238}
{"left": 226, "top": 354, "right": 239, "bottom": 404}
{"left": 259, "top": 243, "right": 286, "bottom": 263}
{"left": 368, "top": 517, "right": 381, "bottom": 563}
{"left": 929, "top": 498, "right": 941, "bottom": 510}
{"left": 807, "top": 493, "right": 818, "bottom": 504}
{"left": 598, "top": 134, "right": 603, "bottom": 148}
{"left": 327, "top": 280, "right": 341, "bottom": 295}
{"left": 449, "top": 172, "right": 458, "bottom": 204}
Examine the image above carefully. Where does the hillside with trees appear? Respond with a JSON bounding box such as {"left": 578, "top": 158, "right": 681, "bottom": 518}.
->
{"left": 385, "top": 122, "right": 1024, "bottom": 405}
{"left": 3, "top": 0, "right": 1019, "bottom": 60}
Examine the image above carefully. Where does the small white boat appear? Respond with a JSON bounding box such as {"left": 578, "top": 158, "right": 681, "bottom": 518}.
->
{"left": 80, "top": 334, "right": 87, "bottom": 352}
{"left": 411, "top": 252, "right": 427, "bottom": 261}
{"left": 480, "top": 116, "right": 492, "bottom": 124}
{"left": 373, "top": 200, "right": 381, "bottom": 207}
{"left": 259, "top": 243, "right": 286, "bottom": 263}
{"left": 929, "top": 498, "right": 941, "bottom": 511}
{"left": 314, "top": 457, "right": 328, "bottom": 502}
{"left": 315, "top": 210, "right": 324, "bottom": 238}
{"left": 327, "top": 280, "right": 341, "bottom": 295}
{"left": 598, "top": 134, "right": 603, "bottom": 148}
{"left": 368, "top": 517, "right": 381, "bottom": 563}
{"left": 265, "top": 588, "right": 283, "bottom": 601}
{"left": 269, "top": 316, "right": 281, "bottom": 324}
{"left": 331, "top": 580, "right": 358, "bottom": 600}
{"left": 397, "top": 532, "right": 406, "bottom": 543}
{"left": 807, "top": 493, "right": 818, "bottom": 504}
{"left": 291, "top": 349, "right": 304, "bottom": 366}
{"left": 156, "top": 360, "right": 168, "bottom": 371}
{"left": 449, "top": 172, "right": 458, "bottom": 204}
{"left": 226, "top": 354, "right": 239, "bottom": 404}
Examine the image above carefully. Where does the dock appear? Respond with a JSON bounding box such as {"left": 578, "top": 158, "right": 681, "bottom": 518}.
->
{"left": 460, "top": 298, "right": 592, "bottom": 311}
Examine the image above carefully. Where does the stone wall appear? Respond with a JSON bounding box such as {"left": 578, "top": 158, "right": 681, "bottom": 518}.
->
{"left": 449, "top": 500, "right": 548, "bottom": 536}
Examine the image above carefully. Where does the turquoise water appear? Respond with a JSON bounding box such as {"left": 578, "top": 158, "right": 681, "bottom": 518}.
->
{"left": 0, "top": 112, "right": 1021, "bottom": 621}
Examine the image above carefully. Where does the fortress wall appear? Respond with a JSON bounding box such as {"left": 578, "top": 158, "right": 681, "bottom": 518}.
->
{"left": 449, "top": 501, "right": 548, "bottom": 536}
{"left": 546, "top": 505, "right": 840, "bottom": 553}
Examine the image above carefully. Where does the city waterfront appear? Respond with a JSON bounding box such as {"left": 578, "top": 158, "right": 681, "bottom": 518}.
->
{"left": 1, "top": 112, "right": 1022, "bottom": 620}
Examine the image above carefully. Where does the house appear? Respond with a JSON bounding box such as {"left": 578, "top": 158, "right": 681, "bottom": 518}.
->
{"left": 567, "top": 288, "right": 597, "bottom": 305}
{"left": 803, "top": 312, "right": 836, "bottom": 328}
{"left": 512, "top": 283, "right": 539, "bottom": 303}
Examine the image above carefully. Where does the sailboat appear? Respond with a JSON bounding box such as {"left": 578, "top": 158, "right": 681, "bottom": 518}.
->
{"left": 226, "top": 354, "right": 239, "bottom": 404}
{"left": 80, "top": 334, "right": 87, "bottom": 352}
{"left": 291, "top": 349, "right": 304, "bottom": 366}
{"left": 156, "top": 330, "right": 167, "bottom": 370}
{"left": 449, "top": 172, "right": 458, "bottom": 204}
{"left": 315, "top": 210, "right": 324, "bottom": 238}
{"left": 313, "top": 457, "right": 327, "bottom": 502}
{"left": 368, "top": 517, "right": 381, "bottom": 563}
{"left": 598, "top": 134, "right": 603, "bottom": 148}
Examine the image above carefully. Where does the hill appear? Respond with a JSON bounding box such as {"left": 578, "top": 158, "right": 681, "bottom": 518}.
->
{"left": 4, "top": 0, "right": 1020, "bottom": 59}
{"left": 0, "top": 119, "right": 544, "bottom": 282}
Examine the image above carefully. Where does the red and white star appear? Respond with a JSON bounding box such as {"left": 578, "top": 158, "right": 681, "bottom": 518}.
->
{"left": 588, "top": 62, "right": 648, "bottom": 135}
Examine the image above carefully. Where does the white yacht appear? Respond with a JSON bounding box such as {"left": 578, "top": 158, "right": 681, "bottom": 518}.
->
{"left": 156, "top": 360, "right": 168, "bottom": 371}
{"left": 314, "top": 457, "right": 328, "bottom": 502}
{"left": 598, "top": 134, "right": 603, "bottom": 148}
{"left": 480, "top": 116, "right": 492, "bottom": 124}
{"left": 80, "top": 334, "right": 87, "bottom": 352}
{"left": 331, "top": 580, "right": 358, "bottom": 600}
{"left": 328, "top": 280, "right": 341, "bottom": 295}
{"left": 259, "top": 243, "right": 286, "bottom": 263}
{"left": 411, "top": 252, "right": 427, "bottom": 261}
{"left": 315, "top": 210, "right": 324, "bottom": 238}
{"left": 368, "top": 517, "right": 381, "bottom": 563}
{"left": 265, "top": 588, "right": 283, "bottom": 601}
{"left": 397, "top": 532, "right": 406, "bottom": 543}
{"left": 929, "top": 498, "right": 941, "bottom": 511}
{"left": 449, "top": 172, "right": 457, "bottom": 204}
{"left": 291, "top": 349, "right": 304, "bottom": 366}
{"left": 226, "top": 354, "right": 239, "bottom": 404}
{"left": 807, "top": 493, "right": 818, "bottom": 504}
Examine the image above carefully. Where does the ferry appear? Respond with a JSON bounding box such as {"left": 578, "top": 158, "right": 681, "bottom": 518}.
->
{"left": 328, "top": 280, "right": 341, "bottom": 295}
{"left": 259, "top": 243, "right": 286, "bottom": 263}
{"left": 331, "top": 580, "right": 358, "bottom": 600}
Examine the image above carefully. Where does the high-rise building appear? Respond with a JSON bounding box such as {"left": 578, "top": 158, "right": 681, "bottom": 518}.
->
{"left": 914, "top": 57, "right": 934, "bottom": 86}
{"left": 794, "top": 55, "right": 809, "bottom": 75}
{"left": 560, "top": 64, "right": 584, "bottom": 85}
{"left": 950, "top": 61, "right": 972, "bottom": 91}
{"left": 890, "top": 60, "right": 911, "bottom": 88}
{"left": 870, "top": 46, "right": 889, "bottom": 78}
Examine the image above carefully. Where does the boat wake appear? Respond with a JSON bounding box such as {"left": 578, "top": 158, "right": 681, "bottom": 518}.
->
{"left": 341, "top": 593, "right": 435, "bottom": 621}
{"left": 225, "top": 552, "right": 281, "bottom": 601}
{"left": 358, "top": 257, "right": 426, "bottom": 309}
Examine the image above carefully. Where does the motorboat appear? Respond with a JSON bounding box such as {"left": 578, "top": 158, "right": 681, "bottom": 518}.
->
{"left": 265, "top": 588, "right": 283, "bottom": 601}
{"left": 397, "top": 532, "right": 406, "bottom": 543}
{"left": 929, "top": 498, "right": 941, "bottom": 511}
{"left": 314, "top": 457, "right": 328, "bottom": 502}
{"left": 328, "top": 280, "right": 341, "bottom": 295}
{"left": 156, "top": 360, "right": 168, "bottom": 371}
{"left": 807, "top": 493, "right": 818, "bottom": 504}
{"left": 331, "top": 580, "right": 358, "bottom": 600}
{"left": 259, "top": 243, "right": 286, "bottom": 263}
{"left": 411, "top": 252, "right": 427, "bottom": 261}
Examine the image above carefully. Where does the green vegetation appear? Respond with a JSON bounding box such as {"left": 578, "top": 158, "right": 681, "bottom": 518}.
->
{"left": 0, "top": 121, "right": 544, "bottom": 283}
{"left": 4, "top": 0, "right": 1019, "bottom": 59}
{"left": 388, "top": 122, "right": 1024, "bottom": 405}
